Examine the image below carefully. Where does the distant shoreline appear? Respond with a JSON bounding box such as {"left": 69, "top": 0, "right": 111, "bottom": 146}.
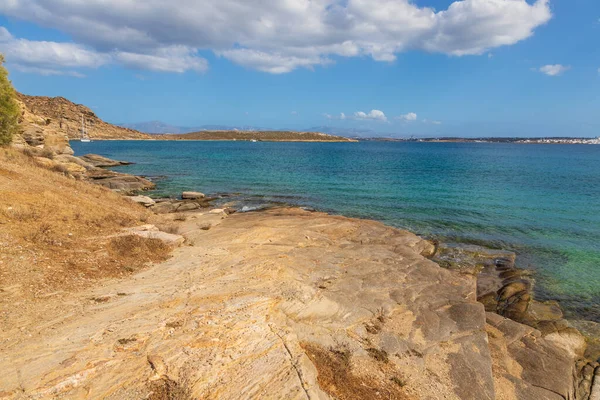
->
{"left": 73, "top": 137, "right": 597, "bottom": 145}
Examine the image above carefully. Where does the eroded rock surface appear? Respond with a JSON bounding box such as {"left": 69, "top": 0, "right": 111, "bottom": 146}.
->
{"left": 0, "top": 209, "right": 592, "bottom": 399}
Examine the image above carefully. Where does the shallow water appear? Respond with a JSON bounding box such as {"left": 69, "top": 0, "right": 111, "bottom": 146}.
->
{"left": 72, "top": 140, "right": 600, "bottom": 321}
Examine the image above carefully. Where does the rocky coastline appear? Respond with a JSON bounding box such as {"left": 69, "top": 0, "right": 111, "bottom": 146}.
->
{"left": 3, "top": 124, "right": 600, "bottom": 399}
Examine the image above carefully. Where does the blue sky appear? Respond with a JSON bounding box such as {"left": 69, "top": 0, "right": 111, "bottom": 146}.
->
{"left": 0, "top": 0, "right": 598, "bottom": 137}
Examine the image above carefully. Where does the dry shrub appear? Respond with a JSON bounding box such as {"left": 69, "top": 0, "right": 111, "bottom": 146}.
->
{"left": 148, "top": 377, "right": 193, "bottom": 400}
{"left": 0, "top": 148, "right": 170, "bottom": 301}
{"left": 40, "top": 148, "right": 54, "bottom": 159}
{"left": 51, "top": 163, "right": 69, "bottom": 176}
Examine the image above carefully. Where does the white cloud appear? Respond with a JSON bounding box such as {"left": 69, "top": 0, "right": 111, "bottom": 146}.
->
{"left": 114, "top": 46, "right": 207, "bottom": 73}
{"left": 538, "top": 64, "right": 571, "bottom": 76}
{"left": 397, "top": 112, "right": 418, "bottom": 121}
{"left": 0, "top": 28, "right": 109, "bottom": 71}
{"left": 219, "top": 49, "right": 331, "bottom": 74}
{"left": 11, "top": 64, "right": 85, "bottom": 77}
{"left": 0, "top": 26, "right": 207, "bottom": 75}
{"left": 325, "top": 112, "right": 347, "bottom": 120}
{"left": 0, "top": 0, "right": 552, "bottom": 74}
{"left": 354, "top": 110, "right": 387, "bottom": 122}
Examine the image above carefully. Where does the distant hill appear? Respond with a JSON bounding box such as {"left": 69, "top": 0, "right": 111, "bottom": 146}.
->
{"left": 306, "top": 126, "right": 378, "bottom": 138}
{"left": 119, "top": 121, "right": 265, "bottom": 134}
{"left": 155, "top": 130, "right": 357, "bottom": 142}
{"left": 18, "top": 94, "right": 150, "bottom": 140}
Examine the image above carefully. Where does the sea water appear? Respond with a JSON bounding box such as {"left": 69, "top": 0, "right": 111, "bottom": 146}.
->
{"left": 72, "top": 140, "right": 600, "bottom": 321}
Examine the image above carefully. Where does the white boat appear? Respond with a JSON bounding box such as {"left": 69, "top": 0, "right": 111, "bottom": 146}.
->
{"left": 251, "top": 139, "right": 257, "bottom": 142}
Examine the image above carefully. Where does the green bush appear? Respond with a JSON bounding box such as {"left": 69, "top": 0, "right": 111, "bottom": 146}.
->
{"left": 0, "top": 54, "right": 20, "bottom": 146}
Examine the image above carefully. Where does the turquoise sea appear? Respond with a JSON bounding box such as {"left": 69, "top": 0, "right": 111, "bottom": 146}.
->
{"left": 72, "top": 140, "right": 600, "bottom": 322}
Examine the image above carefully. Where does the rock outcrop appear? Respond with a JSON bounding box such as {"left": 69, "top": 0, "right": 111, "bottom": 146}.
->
{"left": 1, "top": 208, "right": 594, "bottom": 399}
{"left": 17, "top": 93, "right": 150, "bottom": 140}
{"left": 80, "top": 154, "right": 133, "bottom": 167}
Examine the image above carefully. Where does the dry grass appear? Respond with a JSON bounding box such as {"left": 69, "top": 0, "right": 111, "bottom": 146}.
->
{"left": 0, "top": 148, "right": 167, "bottom": 302}
{"left": 301, "top": 343, "right": 408, "bottom": 400}
{"left": 147, "top": 377, "right": 193, "bottom": 400}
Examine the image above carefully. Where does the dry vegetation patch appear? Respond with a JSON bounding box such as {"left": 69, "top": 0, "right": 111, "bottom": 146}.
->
{"left": 301, "top": 343, "right": 408, "bottom": 400}
{"left": 0, "top": 148, "right": 169, "bottom": 302}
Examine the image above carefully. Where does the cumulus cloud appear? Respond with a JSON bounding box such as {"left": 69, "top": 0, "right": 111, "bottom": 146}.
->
{"left": 397, "top": 112, "right": 418, "bottom": 121}
{"left": 538, "top": 64, "right": 571, "bottom": 76}
{"left": 0, "top": 0, "right": 552, "bottom": 75}
{"left": 0, "top": 26, "right": 207, "bottom": 75}
{"left": 354, "top": 110, "right": 387, "bottom": 122}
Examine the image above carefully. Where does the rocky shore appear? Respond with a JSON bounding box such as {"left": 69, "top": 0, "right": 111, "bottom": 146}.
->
{"left": 1, "top": 200, "right": 599, "bottom": 399}
{"left": 2, "top": 117, "right": 600, "bottom": 399}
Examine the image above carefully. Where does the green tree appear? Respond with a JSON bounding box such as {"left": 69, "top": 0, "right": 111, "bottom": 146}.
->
{"left": 0, "top": 54, "right": 20, "bottom": 146}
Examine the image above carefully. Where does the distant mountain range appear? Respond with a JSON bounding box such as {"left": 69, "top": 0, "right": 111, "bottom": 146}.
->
{"left": 117, "top": 121, "right": 385, "bottom": 138}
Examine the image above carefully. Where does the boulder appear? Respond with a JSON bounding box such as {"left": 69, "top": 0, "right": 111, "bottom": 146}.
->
{"left": 177, "top": 202, "right": 200, "bottom": 212}
{"left": 125, "top": 225, "right": 184, "bottom": 247}
{"left": 151, "top": 201, "right": 179, "bottom": 214}
{"left": 182, "top": 191, "right": 205, "bottom": 200}
{"left": 128, "top": 195, "right": 156, "bottom": 207}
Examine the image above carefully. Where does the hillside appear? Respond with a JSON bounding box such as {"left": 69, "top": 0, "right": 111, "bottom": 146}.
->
{"left": 17, "top": 93, "right": 150, "bottom": 140}
{"left": 157, "top": 130, "right": 358, "bottom": 142}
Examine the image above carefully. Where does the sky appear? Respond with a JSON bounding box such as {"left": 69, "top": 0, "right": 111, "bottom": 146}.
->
{"left": 0, "top": 0, "right": 598, "bottom": 138}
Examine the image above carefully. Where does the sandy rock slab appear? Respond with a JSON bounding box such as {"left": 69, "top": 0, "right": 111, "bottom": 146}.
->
{"left": 0, "top": 208, "right": 583, "bottom": 400}
{"left": 79, "top": 154, "right": 133, "bottom": 167}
